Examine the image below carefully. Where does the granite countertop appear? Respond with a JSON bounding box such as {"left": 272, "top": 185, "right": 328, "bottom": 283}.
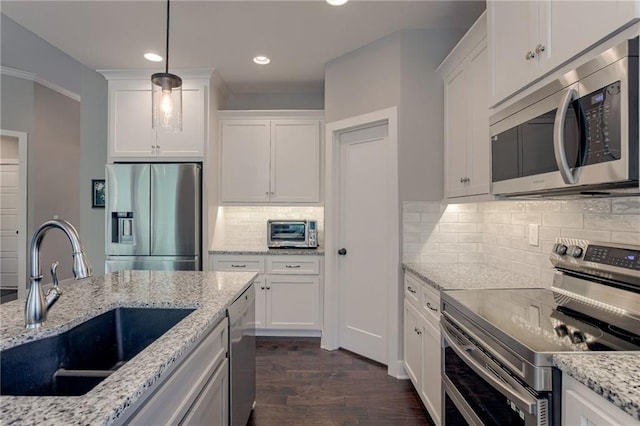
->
{"left": 0, "top": 270, "right": 256, "bottom": 425}
{"left": 210, "top": 246, "right": 325, "bottom": 256}
{"left": 403, "top": 262, "right": 640, "bottom": 421}
{"left": 554, "top": 353, "right": 640, "bottom": 421}
{"left": 402, "top": 262, "right": 549, "bottom": 291}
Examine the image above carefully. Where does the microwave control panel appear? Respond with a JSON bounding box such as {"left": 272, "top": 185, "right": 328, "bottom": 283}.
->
{"left": 582, "top": 80, "right": 621, "bottom": 165}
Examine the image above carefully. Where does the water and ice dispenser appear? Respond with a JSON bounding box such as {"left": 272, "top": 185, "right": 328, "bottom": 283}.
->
{"left": 111, "top": 212, "right": 134, "bottom": 244}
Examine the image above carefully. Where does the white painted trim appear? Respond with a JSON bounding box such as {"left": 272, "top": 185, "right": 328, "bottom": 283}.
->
{"left": 218, "top": 110, "right": 324, "bottom": 120}
{"left": 98, "top": 68, "right": 214, "bottom": 81}
{"left": 0, "top": 66, "right": 81, "bottom": 102}
{"left": 321, "top": 106, "right": 401, "bottom": 378}
{"left": 1, "top": 129, "right": 28, "bottom": 300}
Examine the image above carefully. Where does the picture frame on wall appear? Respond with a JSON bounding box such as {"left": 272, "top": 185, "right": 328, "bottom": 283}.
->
{"left": 92, "top": 179, "right": 106, "bottom": 208}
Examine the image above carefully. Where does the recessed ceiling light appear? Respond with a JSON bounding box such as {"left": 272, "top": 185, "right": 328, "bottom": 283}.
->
{"left": 144, "top": 52, "right": 163, "bottom": 62}
{"left": 326, "top": 0, "right": 349, "bottom": 5}
{"left": 253, "top": 55, "right": 271, "bottom": 65}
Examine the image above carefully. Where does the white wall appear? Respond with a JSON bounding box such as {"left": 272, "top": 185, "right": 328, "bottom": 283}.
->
{"left": 403, "top": 198, "right": 640, "bottom": 284}
{"left": 225, "top": 92, "right": 323, "bottom": 110}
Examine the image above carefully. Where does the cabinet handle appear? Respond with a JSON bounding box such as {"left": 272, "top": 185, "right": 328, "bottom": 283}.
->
{"left": 414, "top": 327, "right": 422, "bottom": 335}
{"left": 407, "top": 286, "right": 416, "bottom": 294}
{"left": 535, "top": 44, "right": 545, "bottom": 54}
{"left": 460, "top": 177, "right": 464, "bottom": 183}
{"left": 266, "top": 285, "right": 271, "bottom": 290}
{"left": 427, "top": 302, "right": 438, "bottom": 312}
{"left": 285, "top": 265, "right": 301, "bottom": 269}
{"left": 231, "top": 264, "right": 246, "bottom": 268}
{"left": 525, "top": 51, "right": 535, "bottom": 60}
{"left": 260, "top": 284, "right": 265, "bottom": 290}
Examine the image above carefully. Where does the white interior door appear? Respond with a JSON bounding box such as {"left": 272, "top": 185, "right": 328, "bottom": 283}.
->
{"left": 0, "top": 163, "right": 19, "bottom": 290}
{"left": 337, "top": 123, "right": 389, "bottom": 364}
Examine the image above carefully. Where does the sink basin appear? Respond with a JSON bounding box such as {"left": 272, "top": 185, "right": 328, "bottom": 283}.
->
{"left": 1, "top": 307, "right": 195, "bottom": 396}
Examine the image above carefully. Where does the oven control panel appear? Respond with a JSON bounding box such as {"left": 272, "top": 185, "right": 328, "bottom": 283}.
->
{"left": 584, "top": 244, "right": 640, "bottom": 270}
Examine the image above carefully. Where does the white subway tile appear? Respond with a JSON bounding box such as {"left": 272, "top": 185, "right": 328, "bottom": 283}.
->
{"left": 498, "top": 224, "right": 526, "bottom": 238}
{"left": 403, "top": 233, "right": 420, "bottom": 243}
{"left": 511, "top": 213, "right": 542, "bottom": 225}
{"left": 458, "top": 213, "right": 484, "bottom": 223}
{"left": 542, "top": 214, "right": 584, "bottom": 229}
{"left": 477, "top": 202, "right": 501, "bottom": 212}
{"left": 525, "top": 200, "right": 563, "bottom": 212}
{"left": 404, "top": 201, "right": 441, "bottom": 213}
{"left": 423, "top": 233, "right": 459, "bottom": 243}
{"left": 611, "top": 232, "right": 640, "bottom": 245}
{"left": 445, "top": 203, "right": 478, "bottom": 213}
{"left": 459, "top": 233, "right": 483, "bottom": 243}
{"left": 525, "top": 251, "right": 551, "bottom": 268}
{"left": 539, "top": 227, "right": 562, "bottom": 241}
{"left": 458, "top": 252, "right": 486, "bottom": 263}
{"left": 485, "top": 213, "right": 512, "bottom": 224}
{"left": 421, "top": 213, "right": 443, "bottom": 223}
{"left": 439, "top": 223, "right": 478, "bottom": 233}
{"left": 612, "top": 198, "right": 640, "bottom": 214}
{"left": 511, "top": 237, "right": 542, "bottom": 253}
{"left": 439, "top": 243, "right": 478, "bottom": 253}
{"left": 404, "top": 222, "right": 438, "bottom": 233}
{"left": 439, "top": 212, "right": 460, "bottom": 223}
{"left": 584, "top": 214, "right": 640, "bottom": 232}
{"left": 561, "top": 199, "right": 611, "bottom": 213}
{"left": 560, "top": 229, "right": 611, "bottom": 241}
{"left": 403, "top": 212, "right": 421, "bottom": 223}
{"left": 419, "top": 252, "right": 458, "bottom": 263}
{"left": 498, "top": 201, "right": 526, "bottom": 212}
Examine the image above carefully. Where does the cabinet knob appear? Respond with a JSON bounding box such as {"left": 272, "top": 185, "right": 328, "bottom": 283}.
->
{"left": 338, "top": 248, "right": 347, "bottom": 256}
{"left": 460, "top": 177, "right": 465, "bottom": 183}
{"left": 525, "top": 51, "right": 535, "bottom": 60}
{"left": 535, "top": 44, "right": 545, "bottom": 54}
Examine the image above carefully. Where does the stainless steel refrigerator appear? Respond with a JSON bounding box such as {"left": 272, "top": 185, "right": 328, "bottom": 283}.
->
{"left": 105, "top": 163, "right": 201, "bottom": 272}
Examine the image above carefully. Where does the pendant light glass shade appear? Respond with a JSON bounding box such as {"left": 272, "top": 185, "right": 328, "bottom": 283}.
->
{"left": 152, "top": 72, "right": 182, "bottom": 131}
{"left": 151, "top": 0, "right": 182, "bottom": 132}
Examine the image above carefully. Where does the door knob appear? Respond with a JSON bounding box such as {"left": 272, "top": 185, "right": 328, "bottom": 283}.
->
{"left": 338, "top": 248, "right": 347, "bottom": 256}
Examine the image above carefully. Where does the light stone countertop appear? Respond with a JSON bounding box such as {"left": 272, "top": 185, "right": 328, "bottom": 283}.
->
{"left": 0, "top": 270, "right": 256, "bottom": 425}
{"left": 210, "top": 246, "right": 324, "bottom": 256}
{"left": 402, "top": 262, "right": 550, "bottom": 291}
{"left": 403, "top": 262, "right": 639, "bottom": 422}
{"left": 554, "top": 353, "right": 640, "bottom": 421}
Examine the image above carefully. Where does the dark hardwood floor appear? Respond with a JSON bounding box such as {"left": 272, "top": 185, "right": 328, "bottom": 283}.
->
{"left": 247, "top": 337, "right": 435, "bottom": 425}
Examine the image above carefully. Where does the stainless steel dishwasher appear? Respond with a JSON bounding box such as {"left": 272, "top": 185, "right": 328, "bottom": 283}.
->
{"left": 227, "top": 284, "right": 256, "bottom": 426}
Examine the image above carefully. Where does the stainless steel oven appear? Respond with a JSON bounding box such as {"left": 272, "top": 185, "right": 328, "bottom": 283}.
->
{"left": 490, "top": 37, "right": 638, "bottom": 197}
{"left": 441, "top": 239, "right": 640, "bottom": 425}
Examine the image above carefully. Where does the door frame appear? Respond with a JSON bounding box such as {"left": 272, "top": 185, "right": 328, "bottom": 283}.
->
{"left": 1, "top": 129, "right": 28, "bottom": 299}
{"left": 322, "top": 106, "right": 401, "bottom": 378}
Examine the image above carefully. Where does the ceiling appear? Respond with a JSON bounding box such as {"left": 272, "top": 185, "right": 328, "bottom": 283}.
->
{"left": 0, "top": 1, "right": 485, "bottom": 94}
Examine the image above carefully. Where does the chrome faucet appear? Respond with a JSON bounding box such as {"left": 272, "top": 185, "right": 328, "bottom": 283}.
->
{"left": 25, "top": 219, "right": 93, "bottom": 329}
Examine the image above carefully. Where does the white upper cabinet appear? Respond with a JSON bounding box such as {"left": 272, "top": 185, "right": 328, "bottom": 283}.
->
{"left": 439, "top": 13, "right": 491, "bottom": 200}
{"left": 104, "top": 74, "right": 208, "bottom": 161}
{"left": 219, "top": 111, "right": 323, "bottom": 204}
{"left": 488, "top": 0, "right": 640, "bottom": 105}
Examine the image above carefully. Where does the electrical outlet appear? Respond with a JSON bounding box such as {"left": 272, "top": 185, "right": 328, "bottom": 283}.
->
{"left": 528, "top": 224, "right": 539, "bottom": 246}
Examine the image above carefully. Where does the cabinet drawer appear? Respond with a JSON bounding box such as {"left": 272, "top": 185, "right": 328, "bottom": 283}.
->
{"left": 211, "top": 255, "right": 265, "bottom": 273}
{"left": 404, "top": 272, "right": 422, "bottom": 308}
{"left": 421, "top": 283, "right": 441, "bottom": 325}
{"left": 266, "top": 256, "right": 320, "bottom": 275}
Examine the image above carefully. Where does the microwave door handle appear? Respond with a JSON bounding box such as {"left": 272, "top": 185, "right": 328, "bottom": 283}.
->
{"left": 440, "top": 321, "right": 538, "bottom": 415}
{"left": 554, "top": 88, "right": 578, "bottom": 184}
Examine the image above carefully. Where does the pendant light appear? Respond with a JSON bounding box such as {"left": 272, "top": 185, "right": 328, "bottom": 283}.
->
{"left": 152, "top": 0, "right": 182, "bottom": 132}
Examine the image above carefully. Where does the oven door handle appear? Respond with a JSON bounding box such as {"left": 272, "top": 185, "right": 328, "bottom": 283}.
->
{"left": 441, "top": 321, "right": 539, "bottom": 415}
{"left": 554, "top": 88, "right": 579, "bottom": 184}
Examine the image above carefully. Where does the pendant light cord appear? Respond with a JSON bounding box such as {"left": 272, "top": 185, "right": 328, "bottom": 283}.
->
{"left": 165, "top": 0, "right": 170, "bottom": 74}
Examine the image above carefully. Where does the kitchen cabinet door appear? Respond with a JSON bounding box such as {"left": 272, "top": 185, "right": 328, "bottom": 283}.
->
{"left": 441, "top": 13, "right": 491, "bottom": 200}
{"left": 110, "top": 85, "right": 156, "bottom": 158}
{"left": 181, "top": 359, "right": 229, "bottom": 426}
{"left": 421, "top": 319, "right": 441, "bottom": 426}
{"left": 563, "top": 373, "right": 640, "bottom": 426}
{"left": 108, "top": 78, "right": 207, "bottom": 160}
{"left": 265, "top": 275, "right": 320, "bottom": 330}
{"left": 270, "top": 120, "right": 320, "bottom": 203}
{"left": 155, "top": 88, "right": 205, "bottom": 158}
{"left": 403, "top": 300, "right": 423, "bottom": 388}
{"left": 220, "top": 120, "right": 271, "bottom": 203}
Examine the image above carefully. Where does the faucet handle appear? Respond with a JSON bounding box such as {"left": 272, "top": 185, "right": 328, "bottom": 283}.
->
{"left": 50, "top": 261, "right": 60, "bottom": 288}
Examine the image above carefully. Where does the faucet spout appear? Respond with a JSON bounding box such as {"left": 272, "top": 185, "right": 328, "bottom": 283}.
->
{"left": 25, "top": 219, "right": 93, "bottom": 328}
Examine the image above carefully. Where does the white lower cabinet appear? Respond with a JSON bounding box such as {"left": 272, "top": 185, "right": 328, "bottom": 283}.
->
{"left": 563, "top": 373, "right": 640, "bottom": 426}
{"left": 211, "top": 253, "right": 322, "bottom": 336}
{"left": 123, "top": 317, "right": 229, "bottom": 425}
{"left": 403, "top": 271, "right": 441, "bottom": 425}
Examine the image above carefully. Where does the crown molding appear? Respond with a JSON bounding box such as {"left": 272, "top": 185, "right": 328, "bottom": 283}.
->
{"left": 0, "top": 66, "right": 81, "bottom": 102}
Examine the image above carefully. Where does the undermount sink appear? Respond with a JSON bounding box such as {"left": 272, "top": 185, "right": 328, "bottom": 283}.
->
{"left": 1, "top": 307, "right": 195, "bottom": 396}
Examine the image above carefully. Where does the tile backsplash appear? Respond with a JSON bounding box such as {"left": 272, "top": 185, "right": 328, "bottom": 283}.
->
{"left": 214, "top": 206, "right": 324, "bottom": 248}
{"left": 403, "top": 198, "right": 640, "bottom": 282}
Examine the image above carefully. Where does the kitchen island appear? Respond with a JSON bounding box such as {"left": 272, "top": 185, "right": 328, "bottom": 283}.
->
{"left": 0, "top": 270, "right": 256, "bottom": 425}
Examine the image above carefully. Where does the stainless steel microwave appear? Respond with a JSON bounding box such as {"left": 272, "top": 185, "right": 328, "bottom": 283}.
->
{"left": 490, "top": 37, "right": 638, "bottom": 197}
{"left": 267, "top": 220, "right": 318, "bottom": 249}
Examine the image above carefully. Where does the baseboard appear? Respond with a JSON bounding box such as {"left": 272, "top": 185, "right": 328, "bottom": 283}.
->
{"left": 256, "top": 329, "right": 322, "bottom": 338}
{"left": 389, "top": 360, "right": 408, "bottom": 379}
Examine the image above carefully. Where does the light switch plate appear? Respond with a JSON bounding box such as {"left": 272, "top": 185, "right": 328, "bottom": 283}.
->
{"left": 528, "top": 224, "right": 539, "bottom": 246}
